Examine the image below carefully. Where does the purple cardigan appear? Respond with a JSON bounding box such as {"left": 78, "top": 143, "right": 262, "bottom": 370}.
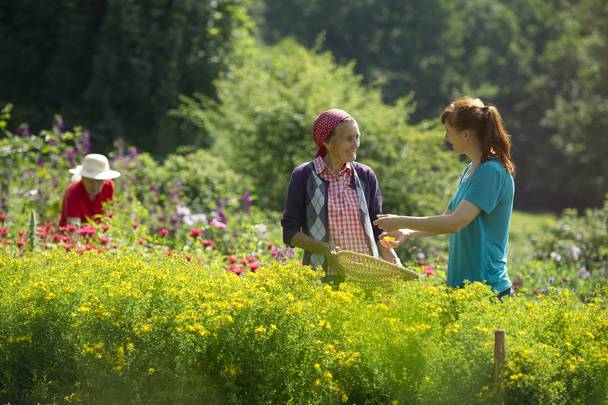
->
{"left": 281, "top": 160, "right": 383, "bottom": 247}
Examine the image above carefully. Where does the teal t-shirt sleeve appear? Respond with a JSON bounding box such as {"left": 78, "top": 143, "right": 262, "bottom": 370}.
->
{"left": 464, "top": 165, "right": 503, "bottom": 214}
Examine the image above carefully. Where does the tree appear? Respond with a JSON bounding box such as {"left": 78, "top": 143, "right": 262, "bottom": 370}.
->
{"left": 0, "top": 0, "right": 252, "bottom": 153}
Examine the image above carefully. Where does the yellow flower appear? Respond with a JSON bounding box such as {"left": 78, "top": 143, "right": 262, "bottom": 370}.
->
{"left": 314, "top": 363, "right": 321, "bottom": 370}
{"left": 255, "top": 325, "right": 267, "bottom": 335}
{"left": 148, "top": 368, "right": 156, "bottom": 374}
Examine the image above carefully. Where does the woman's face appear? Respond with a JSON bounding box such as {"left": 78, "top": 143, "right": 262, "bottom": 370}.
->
{"left": 444, "top": 123, "right": 468, "bottom": 155}
{"left": 325, "top": 120, "right": 360, "bottom": 164}
{"left": 82, "top": 177, "right": 104, "bottom": 197}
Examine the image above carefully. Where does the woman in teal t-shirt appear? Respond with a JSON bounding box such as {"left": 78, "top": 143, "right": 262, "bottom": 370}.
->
{"left": 374, "top": 97, "right": 516, "bottom": 297}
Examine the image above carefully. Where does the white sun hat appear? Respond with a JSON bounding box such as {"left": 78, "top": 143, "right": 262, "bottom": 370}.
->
{"left": 69, "top": 154, "right": 121, "bottom": 180}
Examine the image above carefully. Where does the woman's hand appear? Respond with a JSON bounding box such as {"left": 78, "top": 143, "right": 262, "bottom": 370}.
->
{"left": 373, "top": 214, "right": 405, "bottom": 232}
{"left": 325, "top": 243, "right": 342, "bottom": 272}
{"left": 379, "top": 229, "right": 415, "bottom": 248}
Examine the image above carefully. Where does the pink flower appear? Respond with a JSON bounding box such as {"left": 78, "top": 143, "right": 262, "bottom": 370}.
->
{"left": 101, "top": 223, "right": 110, "bottom": 232}
{"left": 64, "top": 242, "right": 75, "bottom": 251}
{"left": 159, "top": 228, "right": 170, "bottom": 237}
{"left": 77, "top": 226, "right": 97, "bottom": 237}
{"left": 59, "top": 225, "right": 78, "bottom": 233}
{"left": 0, "top": 227, "right": 7, "bottom": 237}
{"left": 201, "top": 239, "right": 214, "bottom": 248}
{"left": 0, "top": 212, "right": 6, "bottom": 222}
{"left": 423, "top": 265, "right": 434, "bottom": 276}
{"left": 131, "top": 222, "right": 140, "bottom": 229}
{"left": 249, "top": 263, "right": 260, "bottom": 272}
{"left": 227, "top": 256, "right": 237, "bottom": 264}
{"left": 16, "top": 238, "right": 26, "bottom": 249}
{"left": 99, "top": 237, "right": 109, "bottom": 245}
{"left": 210, "top": 218, "right": 226, "bottom": 230}
{"left": 189, "top": 228, "right": 202, "bottom": 238}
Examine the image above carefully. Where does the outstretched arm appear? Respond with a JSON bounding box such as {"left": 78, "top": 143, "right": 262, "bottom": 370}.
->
{"left": 374, "top": 202, "right": 480, "bottom": 234}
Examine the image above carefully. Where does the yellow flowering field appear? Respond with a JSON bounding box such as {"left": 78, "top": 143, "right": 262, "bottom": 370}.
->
{"left": 0, "top": 251, "right": 607, "bottom": 404}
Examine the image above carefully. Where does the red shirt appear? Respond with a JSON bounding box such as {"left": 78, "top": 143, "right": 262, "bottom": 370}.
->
{"left": 314, "top": 157, "right": 371, "bottom": 258}
{"left": 59, "top": 179, "right": 115, "bottom": 226}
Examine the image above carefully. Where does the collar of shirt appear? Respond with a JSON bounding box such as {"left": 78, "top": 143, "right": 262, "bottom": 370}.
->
{"left": 313, "top": 156, "right": 352, "bottom": 179}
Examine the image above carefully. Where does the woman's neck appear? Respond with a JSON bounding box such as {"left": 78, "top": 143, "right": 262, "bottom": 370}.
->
{"left": 323, "top": 155, "right": 346, "bottom": 173}
{"left": 466, "top": 147, "right": 483, "bottom": 172}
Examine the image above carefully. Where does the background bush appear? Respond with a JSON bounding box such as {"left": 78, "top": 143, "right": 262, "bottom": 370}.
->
{"left": 174, "top": 39, "right": 462, "bottom": 215}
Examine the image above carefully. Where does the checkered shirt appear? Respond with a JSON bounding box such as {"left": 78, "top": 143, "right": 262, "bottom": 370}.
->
{"left": 314, "top": 156, "right": 371, "bottom": 255}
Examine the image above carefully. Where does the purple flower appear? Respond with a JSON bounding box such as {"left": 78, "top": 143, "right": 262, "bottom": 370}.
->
{"left": 578, "top": 267, "right": 590, "bottom": 279}
{"left": 81, "top": 130, "right": 91, "bottom": 155}
{"left": 49, "top": 139, "right": 57, "bottom": 146}
{"left": 37, "top": 156, "right": 45, "bottom": 168}
{"left": 114, "top": 138, "right": 126, "bottom": 158}
{"left": 571, "top": 245, "right": 581, "bottom": 261}
{"left": 127, "top": 147, "right": 138, "bottom": 158}
{"left": 51, "top": 177, "right": 59, "bottom": 187}
{"left": 548, "top": 277, "right": 554, "bottom": 285}
{"left": 212, "top": 209, "right": 227, "bottom": 224}
{"left": 240, "top": 190, "right": 253, "bottom": 213}
{"left": 53, "top": 115, "right": 64, "bottom": 135}
{"left": 66, "top": 149, "right": 77, "bottom": 165}
{"left": 253, "top": 223, "right": 267, "bottom": 238}
{"left": 17, "top": 124, "right": 30, "bottom": 137}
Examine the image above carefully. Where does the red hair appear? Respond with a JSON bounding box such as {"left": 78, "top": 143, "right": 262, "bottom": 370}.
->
{"left": 441, "top": 97, "right": 515, "bottom": 176}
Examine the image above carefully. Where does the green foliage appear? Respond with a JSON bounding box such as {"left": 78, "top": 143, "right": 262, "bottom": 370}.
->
{"left": 174, "top": 39, "right": 461, "bottom": 215}
{"left": 0, "top": 0, "right": 253, "bottom": 153}
{"left": 1, "top": 251, "right": 607, "bottom": 403}
{"left": 253, "top": 0, "right": 608, "bottom": 210}
{"left": 530, "top": 195, "right": 608, "bottom": 279}
{"left": 0, "top": 112, "right": 253, "bottom": 236}
{"left": 0, "top": 109, "right": 83, "bottom": 226}
{"left": 158, "top": 148, "right": 253, "bottom": 215}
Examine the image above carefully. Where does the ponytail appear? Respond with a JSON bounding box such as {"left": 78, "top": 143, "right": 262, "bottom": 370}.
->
{"left": 442, "top": 97, "right": 515, "bottom": 176}
{"left": 483, "top": 106, "right": 515, "bottom": 176}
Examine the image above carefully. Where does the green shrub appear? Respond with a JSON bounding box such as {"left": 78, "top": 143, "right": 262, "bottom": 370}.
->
{"left": 174, "top": 39, "right": 462, "bottom": 216}
{"left": 1, "top": 251, "right": 607, "bottom": 404}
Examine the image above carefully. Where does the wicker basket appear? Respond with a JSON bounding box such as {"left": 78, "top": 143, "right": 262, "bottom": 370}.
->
{"left": 335, "top": 250, "right": 419, "bottom": 287}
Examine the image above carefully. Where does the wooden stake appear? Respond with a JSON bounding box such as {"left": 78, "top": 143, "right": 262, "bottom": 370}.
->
{"left": 494, "top": 329, "right": 506, "bottom": 403}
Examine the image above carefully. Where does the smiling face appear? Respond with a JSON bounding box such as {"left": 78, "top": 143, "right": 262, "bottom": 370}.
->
{"left": 324, "top": 119, "right": 360, "bottom": 165}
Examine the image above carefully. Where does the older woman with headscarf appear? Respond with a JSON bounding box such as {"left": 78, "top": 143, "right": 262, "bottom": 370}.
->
{"left": 281, "top": 108, "right": 400, "bottom": 283}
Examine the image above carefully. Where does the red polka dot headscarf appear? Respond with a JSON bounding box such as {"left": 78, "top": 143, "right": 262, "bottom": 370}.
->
{"left": 312, "top": 108, "right": 351, "bottom": 157}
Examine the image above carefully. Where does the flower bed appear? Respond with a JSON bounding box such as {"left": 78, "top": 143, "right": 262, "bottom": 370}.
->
{"left": 1, "top": 251, "right": 606, "bottom": 404}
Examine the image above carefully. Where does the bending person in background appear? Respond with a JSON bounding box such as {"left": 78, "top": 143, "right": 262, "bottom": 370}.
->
{"left": 60, "top": 153, "right": 121, "bottom": 226}
{"left": 281, "top": 108, "right": 400, "bottom": 284}
{"left": 375, "top": 97, "right": 515, "bottom": 298}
